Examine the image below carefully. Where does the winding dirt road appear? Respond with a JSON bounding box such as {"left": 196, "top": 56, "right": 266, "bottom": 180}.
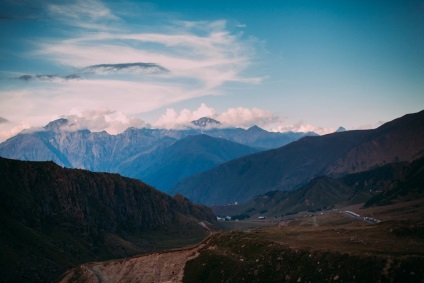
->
{"left": 59, "top": 237, "right": 213, "bottom": 283}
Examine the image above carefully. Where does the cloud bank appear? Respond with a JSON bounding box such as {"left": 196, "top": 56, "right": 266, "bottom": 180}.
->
{"left": 0, "top": 102, "right": 338, "bottom": 143}
{"left": 154, "top": 103, "right": 275, "bottom": 129}
{"left": 154, "top": 103, "right": 332, "bottom": 134}
{"left": 60, "top": 109, "right": 147, "bottom": 134}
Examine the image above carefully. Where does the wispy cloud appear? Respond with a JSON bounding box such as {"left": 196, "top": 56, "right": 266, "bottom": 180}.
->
{"left": 48, "top": 0, "right": 117, "bottom": 21}
{"left": 15, "top": 74, "right": 81, "bottom": 82}
{"left": 47, "top": 0, "right": 118, "bottom": 30}
{"left": 34, "top": 18, "right": 261, "bottom": 89}
{"left": 0, "top": 117, "right": 8, "bottom": 124}
{"left": 14, "top": 62, "right": 168, "bottom": 82}
{"left": 84, "top": 63, "right": 170, "bottom": 75}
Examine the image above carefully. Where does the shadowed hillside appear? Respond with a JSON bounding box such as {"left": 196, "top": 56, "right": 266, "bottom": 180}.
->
{"left": 0, "top": 157, "right": 219, "bottom": 282}
{"left": 213, "top": 159, "right": 422, "bottom": 219}
{"left": 171, "top": 110, "right": 424, "bottom": 205}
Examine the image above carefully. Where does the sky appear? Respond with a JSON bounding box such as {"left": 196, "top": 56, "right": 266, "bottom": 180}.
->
{"left": 0, "top": 0, "right": 423, "bottom": 141}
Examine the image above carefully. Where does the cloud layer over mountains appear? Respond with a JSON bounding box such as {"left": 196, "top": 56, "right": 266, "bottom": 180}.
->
{"left": 0, "top": 99, "right": 340, "bottom": 142}
{"left": 155, "top": 103, "right": 279, "bottom": 130}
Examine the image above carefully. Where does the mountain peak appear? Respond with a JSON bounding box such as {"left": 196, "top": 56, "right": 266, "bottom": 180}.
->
{"left": 44, "top": 118, "right": 69, "bottom": 131}
{"left": 191, "top": 117, "right": 221, "bottom": 128}
{"left": 335, "top": 126, "right": 347, "bottom": 133}
{"left": 247, "top": 125, "right": 267, "bottom": 133}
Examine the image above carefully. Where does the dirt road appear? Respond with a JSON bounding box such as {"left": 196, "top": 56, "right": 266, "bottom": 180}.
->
{"left": 59, "top": 237, "right": 212, "bottom": 283}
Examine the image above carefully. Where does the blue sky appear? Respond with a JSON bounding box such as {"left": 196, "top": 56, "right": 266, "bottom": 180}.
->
{"left": 0, "top": 0, "right": 423, "bottom": 141}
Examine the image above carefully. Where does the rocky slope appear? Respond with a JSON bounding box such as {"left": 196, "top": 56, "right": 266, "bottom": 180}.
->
{"left": 0, "top": 157, "right": 219, "bottom": 282}
{"left": 171, "top": 110, "right": 424, "bottom": 205}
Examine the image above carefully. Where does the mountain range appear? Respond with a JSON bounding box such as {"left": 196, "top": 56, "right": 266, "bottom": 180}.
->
{"left": 170, "top": 110, "right": 424, "bottom": 205}
{"left": 0, "top": 157, "right": 218, "bottom": 282}
{"left": 115, "top": 134, "right": 259, "bottom": 191}
{"left": 0, "top": 117, "right": 314, "bottom": 192}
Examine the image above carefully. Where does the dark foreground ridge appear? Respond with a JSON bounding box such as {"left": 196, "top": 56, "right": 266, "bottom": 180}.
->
{"left": 0, "top": 157, "right": 219, "bottom": 282}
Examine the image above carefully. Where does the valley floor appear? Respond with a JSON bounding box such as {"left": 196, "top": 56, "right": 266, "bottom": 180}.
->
{"left": 59, "top": 199, "right": 424, "bottom": 282}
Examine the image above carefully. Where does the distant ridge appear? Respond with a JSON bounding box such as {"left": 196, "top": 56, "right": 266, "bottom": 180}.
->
{"left": 0, "top": 118, "right": 315, "bottom": 191}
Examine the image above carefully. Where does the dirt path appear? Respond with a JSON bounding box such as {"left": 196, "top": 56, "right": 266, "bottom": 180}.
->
{"left": 59, "top": 237, "right": 212, "bottom": 283}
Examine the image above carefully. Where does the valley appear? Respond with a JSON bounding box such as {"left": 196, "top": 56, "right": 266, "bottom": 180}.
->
{"left": 60, "top": 199, "right": 424, "bottom": 283}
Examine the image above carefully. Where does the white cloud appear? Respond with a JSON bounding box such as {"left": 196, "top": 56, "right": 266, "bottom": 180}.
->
{"left": 154, "top": 103, "right": 216, "bottom": 128}
{"left": 218, "top": 107, "right": 277, "bottom": 128}
{"left": 270, "top": 121, "right": 335, "bottom": 135}
{"left": 0, "top": 108, "right": 147, "bottom": 142}
{"left": 270, "top": 120, "right": 383, "bottom": 135}
{"left": 154, "top": 103, "right": 277, "bottom": 129}
{"left": 61, "top": 109, "right": 146, "bottom": 134}
{"left": 153, "top": 103, "right": 343, "bottom": 134}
